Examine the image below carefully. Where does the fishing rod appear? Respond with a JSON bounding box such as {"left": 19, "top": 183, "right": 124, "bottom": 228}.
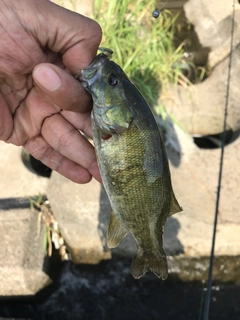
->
{"left": 203, "top": 0, "right": 236, "bottom": 319}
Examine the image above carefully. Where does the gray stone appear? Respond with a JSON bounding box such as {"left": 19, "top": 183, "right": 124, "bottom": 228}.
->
{"left": 208, "top": 12, "right": 240, "bottom": 67}
{"left": 0, "top": 142, "right": 53, "bottom": 296}
{"left": 184, "top": 0, "right": 235, "bottom": 48}
{"left": 162, "top": 2, "right": 240, "bottom": 258}
{"left": 0, "top": 142, "right": 49, "bottom": 198}
{"left": 0, "top": 208, "right": 52, "bottom": 296}
{"left": 47, "top": 174, "right": 111, "bottom": 264}
{"left": 166, "top": 122, "right": 240, "bottom": 256}
{"left": 163, "top": 46, "right": 240, "bottom": 135}
{"left": 167, "top": 0, "right": 240, "bottom": 135}
{"left": 184, "top": 0, "right": 240, "bottom": 67}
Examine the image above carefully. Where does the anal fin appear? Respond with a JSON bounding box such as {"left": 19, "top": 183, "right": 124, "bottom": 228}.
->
{"left": 107, "top": 210, "right": 128, "bottom": 248}
{"left": 168, "top": 192, "right": 182, "bottom": 217}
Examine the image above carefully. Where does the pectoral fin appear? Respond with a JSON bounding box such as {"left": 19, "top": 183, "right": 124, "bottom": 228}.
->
{"left": 107, "top": 210, "right": 128, "bottom": 248}
{"left": 168, "top": 192, "right": 182, "bottom": 217}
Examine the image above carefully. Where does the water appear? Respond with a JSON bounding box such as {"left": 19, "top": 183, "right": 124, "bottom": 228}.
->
{"left": 0, "top": 256, "right": 239, "bottom": 320}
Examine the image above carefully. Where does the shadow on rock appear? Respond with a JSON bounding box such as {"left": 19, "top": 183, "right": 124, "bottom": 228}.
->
{"left": 164, "top": 216, "right": 184, "bottom": 256}
{"left": 97, "top": 186, "right": 111, "bottom": 253}
{"left": 157, "top": 115, "right": 182, "bottom": 168}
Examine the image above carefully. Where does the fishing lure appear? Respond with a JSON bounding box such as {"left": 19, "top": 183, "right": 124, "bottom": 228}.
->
{"left": 152, "top": 0, "right": 169, "bottom": 19}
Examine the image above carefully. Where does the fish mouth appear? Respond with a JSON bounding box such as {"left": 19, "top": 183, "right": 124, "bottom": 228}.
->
{"left": 75, "top": 53, "right": 109, "bottom": 89}
{"left": 86, "top": 52, "right": 109, "bottom": 69}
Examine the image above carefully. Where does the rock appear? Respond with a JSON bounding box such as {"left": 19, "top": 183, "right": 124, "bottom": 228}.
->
{"left": 184, "top": 0, "right": 240, "bottom": 67}
{"left": 208, "top": 12, "right": 240, "bottom": 67}
{"left": 165, "top": 122, "right": 240, "bottom": 256}
{"left": 184, "top": 0, "right": 235, "bottom": 48}
{"left": 170, "top": 0, "right": 240, "bottom": 133}
{"left": 47, "top": 174, "right": 111, "bottom": 264}
{"left": 0, "top": 142, "right": 49, "bottom": 199}
{"left": 0, "top": 142, "right": 55, "bottom": 296}
{"left": 0, "top": 207, "right": 52, "bottom": 296}
{"left": 162, "top": 1, "right": 240, "bottom": 257}
{"left": 163, "top": 46, "right": 240, "bottom": 135}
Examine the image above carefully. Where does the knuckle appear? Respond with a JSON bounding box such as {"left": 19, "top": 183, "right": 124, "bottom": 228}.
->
{"left": 86, "top": 18, "right": 102, "bottom": 46}
{"left": 92, "top": 21, "right": 102, "bottom": 44}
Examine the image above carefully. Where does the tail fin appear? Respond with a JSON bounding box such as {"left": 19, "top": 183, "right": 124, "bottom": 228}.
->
{"left": 130, "top": 251, "right": 168, "bottom": 280}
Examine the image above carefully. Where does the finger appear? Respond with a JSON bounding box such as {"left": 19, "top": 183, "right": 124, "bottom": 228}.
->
{"left": 0, "top": 94, "right": 13, "bottom": 141}
{"left": 60, "top": 109, "right": 93, "bottom": 139}
{"left": 29, "top": 1, "right": 102, "bottom": 72}
{"left": 51, "top": 12, "right": 102, "bottom": 72}
{"left": 33, "top": 63, "right": 92, "bottom": 113}
{"left": 7, "top": 87, "right": 60, "bottom": 146}
{"left": 41, "top": 113, "right": 101, "bottom": 181}
{"left": 23, "top": 135, "right": 99, "bottom": 184}
{"left": 7, "top": 70, "right": 93, "bottom": 147}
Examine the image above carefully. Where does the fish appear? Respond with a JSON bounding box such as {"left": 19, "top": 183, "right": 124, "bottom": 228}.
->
{"left": 76, "top": 49, "right": 182, "bottom": 280}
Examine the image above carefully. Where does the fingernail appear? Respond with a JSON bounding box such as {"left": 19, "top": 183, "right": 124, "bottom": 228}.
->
{"left": 34, "top": 66, "right": 62, "bottom": 91}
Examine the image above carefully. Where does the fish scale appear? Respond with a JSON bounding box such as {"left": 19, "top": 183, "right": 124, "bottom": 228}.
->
{"left": 77, "top": 50, "right": 182, "bottom": 279}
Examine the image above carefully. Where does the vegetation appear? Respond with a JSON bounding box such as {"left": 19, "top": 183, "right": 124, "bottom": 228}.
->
{"left": 30, "top": 195, "right": 68, "bottom": 259}
{"left": 93, "top": 0, "right": 188, "bottom": 116}
{"left": 54, "top": 0, "right": 204, "bottom": 121}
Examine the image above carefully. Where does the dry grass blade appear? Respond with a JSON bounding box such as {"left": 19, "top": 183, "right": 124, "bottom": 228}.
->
{"left": 30, "top": 195, "right": 69, "bottom": 261}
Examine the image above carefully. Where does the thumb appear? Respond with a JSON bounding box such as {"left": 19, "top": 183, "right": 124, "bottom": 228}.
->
{"left": 33, "top": 63, "right": 91, "bottom": 113}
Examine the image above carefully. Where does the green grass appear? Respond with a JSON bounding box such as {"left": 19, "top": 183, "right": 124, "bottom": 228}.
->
{"left": 93, "top": 0, "right": 188, "bottom": 117}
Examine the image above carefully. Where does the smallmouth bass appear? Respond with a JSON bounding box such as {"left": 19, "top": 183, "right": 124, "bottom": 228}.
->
{"left": 77, "top": 50, "right": 182, "bottom": 280}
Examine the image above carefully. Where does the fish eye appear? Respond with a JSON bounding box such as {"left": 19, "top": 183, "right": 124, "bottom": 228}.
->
{"left": 108, "top": 74, "right": 119, "bottom": 86}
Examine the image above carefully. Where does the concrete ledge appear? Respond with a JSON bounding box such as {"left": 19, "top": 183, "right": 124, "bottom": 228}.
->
{"left": 47, "top": 174, "right": 111, "bottom": 264}
{"left": 0, "top": 142, "right": 49, "bottom": 199}
{"left": 0, "top": 208, "right": 52, "bottom": 296}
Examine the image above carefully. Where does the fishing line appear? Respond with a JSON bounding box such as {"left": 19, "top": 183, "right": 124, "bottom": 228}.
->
{"left": 203, "top": 1, "right": 236, "bottom": 319}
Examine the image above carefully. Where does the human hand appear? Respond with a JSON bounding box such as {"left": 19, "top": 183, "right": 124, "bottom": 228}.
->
{"left": 0, "top": 0, "right": 102, "bottom": 183}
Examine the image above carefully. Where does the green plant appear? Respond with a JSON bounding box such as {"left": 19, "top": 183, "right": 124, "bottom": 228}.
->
{"left": 93, "top": 0, "right": 188, "bottom": 117}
